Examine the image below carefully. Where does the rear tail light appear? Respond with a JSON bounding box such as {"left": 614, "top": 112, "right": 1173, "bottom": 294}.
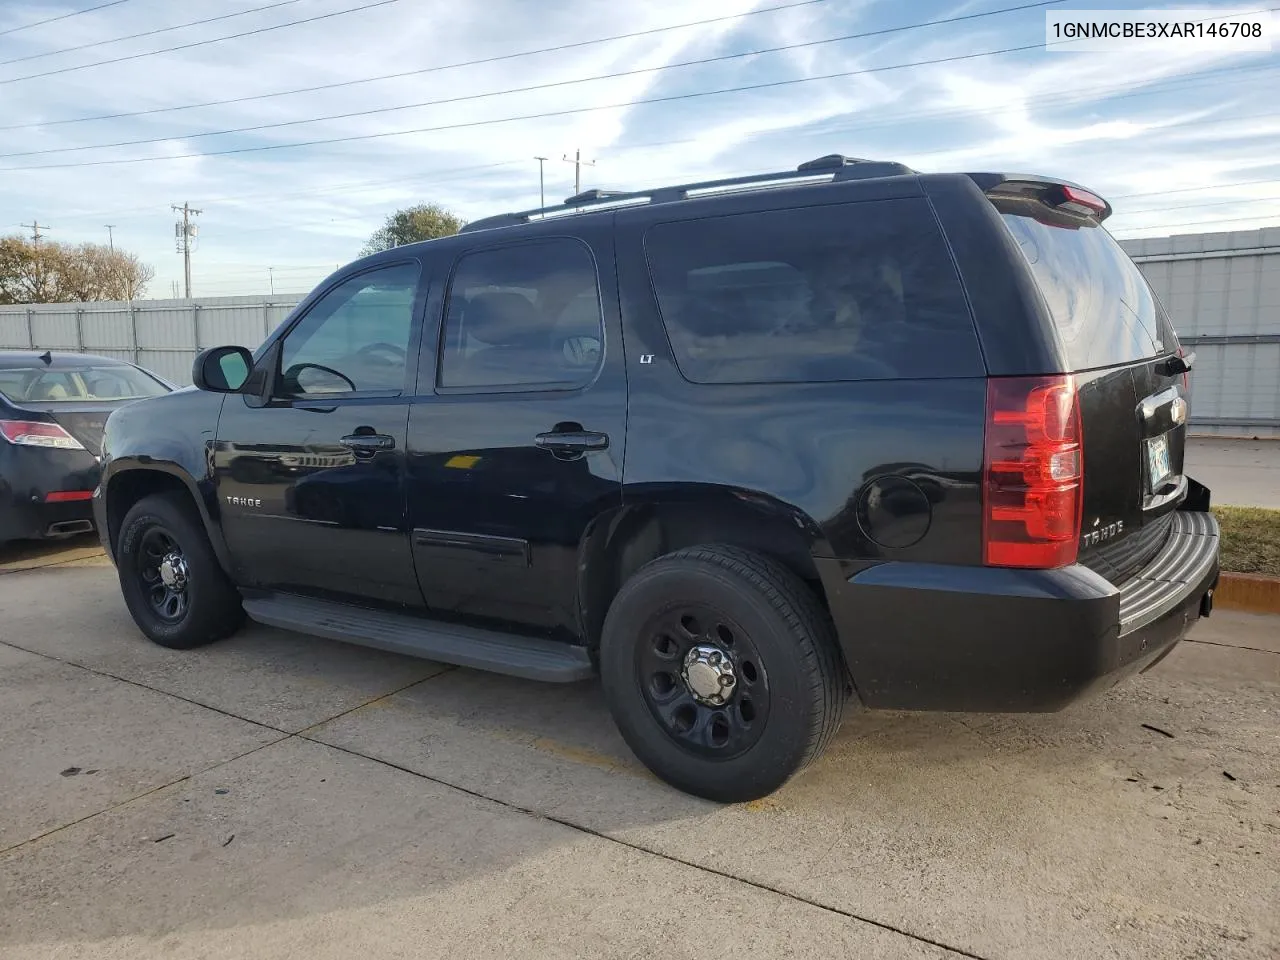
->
{"left": 0, "top": 420, "right": 85, "bottom": 450}
{"left": 1176, "top": 345, "right": 1190, "bottom": 391}
{"left": 983, "top": 375, "right": 1083, "bottom": 569}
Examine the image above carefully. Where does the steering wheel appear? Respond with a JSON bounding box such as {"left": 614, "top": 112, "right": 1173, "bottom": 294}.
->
{"left": 356, "top": 342, "right": 407, "bottom": 366}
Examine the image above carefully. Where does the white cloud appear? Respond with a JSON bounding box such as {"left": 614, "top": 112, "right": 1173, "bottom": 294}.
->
{"left": 0, "top": 0, "right": 1277, "bottom": 297}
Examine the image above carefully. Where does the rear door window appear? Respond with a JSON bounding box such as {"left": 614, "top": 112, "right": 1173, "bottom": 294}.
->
{"left": 644, "top": 199, "right": 982, "bottom": 384}
{"left": 995, "top": 198, "right": 1178, "bottom": 370}
{"left": 438, "top": 238, "right": 604, "bottom": 390}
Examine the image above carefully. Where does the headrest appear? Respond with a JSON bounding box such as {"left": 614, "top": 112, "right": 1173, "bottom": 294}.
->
{"left": 463, "top": 292, "right": 542, "bottom": 346}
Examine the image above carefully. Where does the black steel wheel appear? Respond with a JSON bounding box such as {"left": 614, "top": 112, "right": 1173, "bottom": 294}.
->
{"left": 636, "top": 605, "right": 771, "bottom": 759}
{"left": 601, "top": 544, "right": 849, "bottom": 803}
{"left": 135, "top": 525, "right": 191, "bottom": 623}
{"left": 116, "top": 491, "right": 244, "bottom": 649}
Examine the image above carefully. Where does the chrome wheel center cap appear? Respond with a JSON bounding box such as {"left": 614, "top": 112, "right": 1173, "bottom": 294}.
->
{"left": 158, "top": 552, "right": 188, "bottom": 590}
{"left": 682, "top": 644, "right": 736, "bottom": 706}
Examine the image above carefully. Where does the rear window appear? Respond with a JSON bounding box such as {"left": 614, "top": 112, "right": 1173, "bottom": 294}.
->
{"left": 996, "top": 199, "right": 1178, "bottom": 370}
{"left": 0, "top": 364, "right": 169, "bottom": 403}
{"left": 644, "top": 199, "right": 983, "bottom": 384}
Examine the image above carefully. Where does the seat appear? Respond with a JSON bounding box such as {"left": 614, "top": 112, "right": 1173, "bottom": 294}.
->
{"left": 28, "top": 379, "right": 70, "bottom": 400}
{"left": 452, "top": 291, "right": 550, "bottom": 386}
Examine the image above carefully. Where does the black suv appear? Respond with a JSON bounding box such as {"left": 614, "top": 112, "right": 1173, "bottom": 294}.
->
{"left": 95, "top": 155, "right": 1219, "bottom": 802}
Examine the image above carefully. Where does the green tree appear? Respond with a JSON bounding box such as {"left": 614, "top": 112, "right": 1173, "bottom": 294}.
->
{"left": 361, "top": 203, "right": 464, "bottom": 256}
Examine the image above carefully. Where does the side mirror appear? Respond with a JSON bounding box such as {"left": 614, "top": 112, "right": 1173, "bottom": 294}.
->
{"left": 193, "top": 345, "right": 253, "bottom": 393}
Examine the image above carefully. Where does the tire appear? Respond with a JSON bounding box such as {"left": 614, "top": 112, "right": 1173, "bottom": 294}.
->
{"left": 116, "top": 491, "right": 244, "bottom": 650}
{"left": 599, "top": 544, "right": 848, "bottom": 803}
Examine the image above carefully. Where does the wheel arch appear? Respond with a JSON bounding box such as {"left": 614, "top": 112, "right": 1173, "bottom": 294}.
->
{"left": 103, "top": 461, "right": 232, "bottom": 574}
{"left": 577, "top": 486, "right": 831, "bottom": 650}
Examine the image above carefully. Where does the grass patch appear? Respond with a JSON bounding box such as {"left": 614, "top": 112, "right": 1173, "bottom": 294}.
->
{"left": 1214, "top": 506, "right": 1280, "bottom": 577}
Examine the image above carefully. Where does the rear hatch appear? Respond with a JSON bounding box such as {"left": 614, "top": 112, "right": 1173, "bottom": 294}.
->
{"left": 990, "top": 185, "right": 1189, "bottom": 586}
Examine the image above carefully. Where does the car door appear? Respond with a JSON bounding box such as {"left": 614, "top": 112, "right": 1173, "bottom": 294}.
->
{"left": 213, "top": 260, "right": 426, "bottom": 608}
{"left": 406, "top": 225, "right": 626, "bottom": 637}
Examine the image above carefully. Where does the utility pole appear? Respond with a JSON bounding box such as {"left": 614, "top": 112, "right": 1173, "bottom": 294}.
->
{"left": 268, "top": 266, "right": 275, "bottom": 296}
{"left": 534, "top": 156, "right": 548, "bottom": 210}
{"left": 171, "top": 202, "right": 201, "bottom": 299}
{"left": 20, "top": 222, "right": 51, "bottom": 298}
{"left": 561, "top": 149, "right": 595, "bottom": 196}
{"left": 104, "top": 224, "right": 115, "bottom": 251}
{"left": 20, "top": 221, "right": 49, "bottom": 244}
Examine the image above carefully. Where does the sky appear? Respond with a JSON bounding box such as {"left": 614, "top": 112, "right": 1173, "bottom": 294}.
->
{"left": 0, "top": 0, "right": 1278, "bottom": 300}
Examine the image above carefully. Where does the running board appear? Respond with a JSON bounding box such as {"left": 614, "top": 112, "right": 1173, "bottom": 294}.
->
{"left": 242, "top": 594, "right": 594, "bottom": 683}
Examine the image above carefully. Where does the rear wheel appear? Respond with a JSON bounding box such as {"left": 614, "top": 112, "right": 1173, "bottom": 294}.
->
{"left": 116, "top": 492, "right": 244, "bottom": 649}
{"left": 600, "top": 545, "right": 848, "bottom": 802}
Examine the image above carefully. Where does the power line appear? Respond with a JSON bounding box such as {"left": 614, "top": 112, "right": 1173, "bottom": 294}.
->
{"left": 0, "top": 1, "right": 1099, "bottom": 161}
{"left": 45, "top": 160, "right": 526, "bottom": 221}
{"left": 0, "top": 0, "right": 305, "bottom": 67}
{"left": 1113, "top": 194, "right": 1280, "bottom": 215}
{"left": 0, "top": 40, "right": 1068, "bottom": 172}
{"left": 0, "top": 0, "right": 835, "bottom": 131}
{"left": 0, "top": 0, "right": 131, "bottom": 38}
{"left": 1111, "top": 177, "right": 1280, "bottom": 200}
{"left": 0, "top": 0, "right": 403, "bottom": 86}
{"left": 12, "top": 41, "right": 1280, "bottom": 174}
{"left": 1115, "top": 213, "right": 1280, "bottom": 235}
{"left": 30, "top": 61, "right": 1280, "bottom": 223}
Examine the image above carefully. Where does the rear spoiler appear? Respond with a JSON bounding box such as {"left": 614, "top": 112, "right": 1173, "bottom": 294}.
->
{"left": 965, "top": 173, "right": 1113, "bottom": 221}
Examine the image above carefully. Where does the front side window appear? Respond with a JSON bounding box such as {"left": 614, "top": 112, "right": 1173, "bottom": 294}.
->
{"left": 644, "top": 199, "right": 982, "bottom": 384}
{"left": 278, "top": 262, "right": 419, "bottom": 396}
{"left": 439, "top": 239, "right": 604, "bottom": 390}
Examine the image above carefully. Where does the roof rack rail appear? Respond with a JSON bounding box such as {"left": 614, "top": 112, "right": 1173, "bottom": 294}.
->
{"left": 460, "top": 154, "right": 916, "bottom": 233}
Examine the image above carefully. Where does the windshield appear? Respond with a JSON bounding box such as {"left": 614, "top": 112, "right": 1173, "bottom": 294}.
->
{"left": 995, "top": 198, "right": 1179, "bottom": 371}
{"left": 0, "top": 364, "right": 169, "bottom": 403}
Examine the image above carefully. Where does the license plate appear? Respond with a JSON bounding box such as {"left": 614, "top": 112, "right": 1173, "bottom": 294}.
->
{"left": 1147, "top": 434, "right": 1172, "bottom": 489}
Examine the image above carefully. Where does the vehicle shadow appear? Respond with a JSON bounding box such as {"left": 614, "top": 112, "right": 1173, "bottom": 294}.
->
{"left": 0, "top": 532, "right": 102, "bottom": 573}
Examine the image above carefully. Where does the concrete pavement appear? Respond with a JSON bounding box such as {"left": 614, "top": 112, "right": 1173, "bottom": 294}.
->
{"left": 1185, "top": 438, "right": 1279, "bottom": 508}
{"left": 1, "top": 553, "right": 1277, "bottom": 960}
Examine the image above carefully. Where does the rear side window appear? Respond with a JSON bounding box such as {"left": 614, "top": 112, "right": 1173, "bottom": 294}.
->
{"left": 644, "top": 199, "right": 982, "bottom": 384}
{"left": 996, "top": 198, "right": 1178, "bottom": 370}
{"left": 439, "top": 239, "right": 604, "bottom": 390}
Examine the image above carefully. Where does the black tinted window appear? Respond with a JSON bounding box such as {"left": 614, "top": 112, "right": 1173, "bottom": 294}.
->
{"left": 279, "top": 263, "right": 419, "bottom": 396}
{"left": 644, "top": 199, "right": 980, "bottom": 384}
{"left": 440, "top": 239, "right": 603, "bottom": 390}
{"left": 997, "top": 199, "right": 1177, "bottom": 369}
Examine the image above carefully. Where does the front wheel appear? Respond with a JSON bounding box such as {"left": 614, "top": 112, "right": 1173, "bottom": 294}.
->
{"left": 116, "top": 492, "right": 244, "bottom": 649}
{"left": 600, "top": 545, "right": 849, "bottom": 803}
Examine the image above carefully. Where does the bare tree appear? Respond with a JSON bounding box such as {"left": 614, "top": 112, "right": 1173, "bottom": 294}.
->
{"left": 0, "top": 236, "right": 154, "bottom": 303}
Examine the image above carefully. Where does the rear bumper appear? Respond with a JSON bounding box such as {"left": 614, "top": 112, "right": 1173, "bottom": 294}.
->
{"left": 0, "top": 446, "right": 100, "bottom": 542}
{"left": 820, "top": 510, "right": 1219, "bottom": 712}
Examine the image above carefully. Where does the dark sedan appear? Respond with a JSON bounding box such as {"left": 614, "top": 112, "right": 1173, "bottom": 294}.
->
{"left": 0, "top": 350, "right": 172, "bottom": 543}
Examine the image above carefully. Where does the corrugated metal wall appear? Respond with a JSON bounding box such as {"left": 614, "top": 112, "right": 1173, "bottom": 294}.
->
{"left": 2, "top": 229, "right": 1278, "bottom": 436}
{"left": 0, "top": 296, "right": 298, "bottom": 386}
{"left": 1121, "top": 227, "right": 1280, "bottom": 439}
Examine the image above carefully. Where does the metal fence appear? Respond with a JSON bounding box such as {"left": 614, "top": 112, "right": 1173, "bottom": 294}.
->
{"left": 1121, "top": 227, "right": 1280, "bottom": 439}
{"left": 1, "top": 228, "right": 1278, "bottom": 436}
{"left": 0, "top": 296, "right": 298, "bottom": 387}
